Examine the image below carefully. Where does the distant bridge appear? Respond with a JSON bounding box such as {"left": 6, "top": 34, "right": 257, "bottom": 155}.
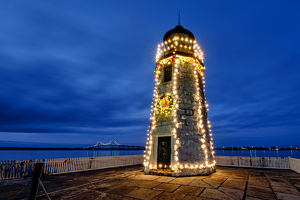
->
{"left": 85, "top": 140, "right": 145, "bottom": 150}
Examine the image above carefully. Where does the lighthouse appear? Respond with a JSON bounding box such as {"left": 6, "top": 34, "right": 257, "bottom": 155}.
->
{"left": 143, "top": 24, "right": 216, "bottom": 176}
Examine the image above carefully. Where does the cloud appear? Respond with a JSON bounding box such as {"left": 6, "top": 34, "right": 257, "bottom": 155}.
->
{"left": 0, "top": 1, "right": 300, "bottom": 148}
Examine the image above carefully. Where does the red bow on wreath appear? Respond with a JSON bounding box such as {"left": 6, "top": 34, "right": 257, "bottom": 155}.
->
{"left": 164, "top": 95, "right": 167, "bottom": 106}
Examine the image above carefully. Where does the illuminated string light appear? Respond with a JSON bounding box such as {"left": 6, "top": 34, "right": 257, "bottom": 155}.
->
{"left": 145, "top": 31, "right": 215, "bottom": 172}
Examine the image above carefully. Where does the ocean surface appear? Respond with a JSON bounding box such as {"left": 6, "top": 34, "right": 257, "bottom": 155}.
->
{"left": 0, "top": 149, "right": 299, "bottom": 161}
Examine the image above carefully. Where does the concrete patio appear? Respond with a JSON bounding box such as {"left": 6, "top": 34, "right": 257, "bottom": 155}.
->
{"left": 0, "top": 165, "right": 299, "bottom": 200}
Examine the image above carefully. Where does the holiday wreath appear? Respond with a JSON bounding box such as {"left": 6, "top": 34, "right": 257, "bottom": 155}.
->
{"left": 156, "top": 94, "right": 174, "bottom": 115}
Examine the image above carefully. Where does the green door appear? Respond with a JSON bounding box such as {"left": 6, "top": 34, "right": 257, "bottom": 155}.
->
{"left": 157, "top": 136, "right": 171, "bottom": 169}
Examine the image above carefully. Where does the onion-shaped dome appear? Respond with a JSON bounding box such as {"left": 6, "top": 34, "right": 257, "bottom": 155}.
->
{"left": 161, "top": 25, "right": 196, "bottom": 58}
{"left": 163, "top": 25, "right": 195, "bottom": 42}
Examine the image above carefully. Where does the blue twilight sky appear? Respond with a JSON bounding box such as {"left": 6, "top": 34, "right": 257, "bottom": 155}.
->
{"left": 0, "top": 1, "right": 300, "bottom": 148}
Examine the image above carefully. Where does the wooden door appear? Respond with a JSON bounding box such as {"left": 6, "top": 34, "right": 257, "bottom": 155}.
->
{"left": 157, "top": 136, "right": 171, "bottom": 169}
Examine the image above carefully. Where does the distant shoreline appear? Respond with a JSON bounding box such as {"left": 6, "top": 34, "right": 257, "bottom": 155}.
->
{"left": 0, "top": 147, "right": 84, "bottom": 150}
{"left": 0, "top": 147, "right": 144, "bottom": 150}
{"left": 214, "top": 148, "right": 299, "bottom": 151}
{"left": 0, "top": 147, "right": 299, "bottom": 151}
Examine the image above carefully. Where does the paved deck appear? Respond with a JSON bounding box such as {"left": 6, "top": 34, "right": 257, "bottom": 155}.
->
{"left": 0, "top": 165, "right": 300, "bottom": 200}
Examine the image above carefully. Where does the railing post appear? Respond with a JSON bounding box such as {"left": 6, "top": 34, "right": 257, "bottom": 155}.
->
{"left": 27, "top": 162, "right": 44, "bottom": 200}
{"left": 65, "top": 159, "right": 68, "bottom": 174}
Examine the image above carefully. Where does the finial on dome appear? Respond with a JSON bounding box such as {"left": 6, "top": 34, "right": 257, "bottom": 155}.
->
{"left": 178, "top": 11, "right": 180, "bottom": 25}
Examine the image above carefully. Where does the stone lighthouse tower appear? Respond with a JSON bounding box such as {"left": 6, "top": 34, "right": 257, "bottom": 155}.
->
{"left": 144, "top": 24, "right": 216, "bottom": 176}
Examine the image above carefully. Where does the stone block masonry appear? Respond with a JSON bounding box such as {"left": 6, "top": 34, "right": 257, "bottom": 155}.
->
{"left": 144, "top": 56, "right": 215, "bottom": 176}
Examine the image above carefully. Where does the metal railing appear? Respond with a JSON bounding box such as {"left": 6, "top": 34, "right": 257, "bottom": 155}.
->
{"left": 289, "top": 157, "right": 300, "bottom": 173}
{"left": 215, "top": 156, "right": 300, "bottom": 173}
{"left": 215, "top": 156, "right": 291, "bottom": 169}
{"left": 0, "top": 155, "right": 143, "bottom": 180}
{"left": 1, "top": 155, "right": 299, "bottom": 180}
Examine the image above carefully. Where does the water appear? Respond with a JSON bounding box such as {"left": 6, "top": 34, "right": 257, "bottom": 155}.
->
{"left": 0, "top": 149, "right": 299, "bottom": 161}
{"left": 0, "top": 150, "right": 144, "bottom": 161}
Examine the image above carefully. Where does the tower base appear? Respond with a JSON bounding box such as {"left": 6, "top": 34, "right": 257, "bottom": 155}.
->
{"left": 171, "top": 166, "right": 215, "bottom": 177}
{"left": 149, "top": 169, "right": 173, "bottom": 176}
{"left": 144, "top": 166, "right": 216, "bottom": 177}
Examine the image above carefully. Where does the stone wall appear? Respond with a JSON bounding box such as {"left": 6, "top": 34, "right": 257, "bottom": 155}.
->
{"left": 146, "top": 56, "right": 215, "bottom": 176}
